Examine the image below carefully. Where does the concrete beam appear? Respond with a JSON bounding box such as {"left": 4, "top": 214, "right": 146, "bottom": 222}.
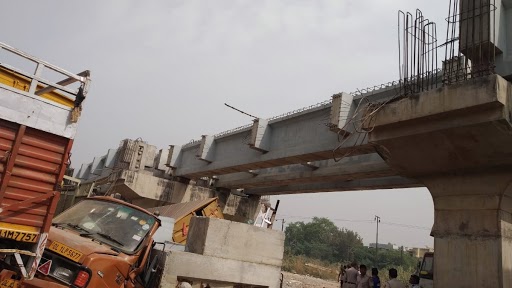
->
{"left": 243, "top": 176, "right": 421, "bottom": 195}
{"left": 215, "top": 153, "right": 397, "bottom": 189}
{"left": 174, "top": 106, "right": 376, "bottom": 178}
{"left": 170, "top": 80, "right": 427, "bottom": 180}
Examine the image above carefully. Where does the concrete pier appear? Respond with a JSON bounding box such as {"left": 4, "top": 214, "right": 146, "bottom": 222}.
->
{"left": 367, "top": 75, "right": 512, "bottom": 287}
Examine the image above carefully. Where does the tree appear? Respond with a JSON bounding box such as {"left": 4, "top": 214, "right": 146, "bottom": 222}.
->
{"left": 284, "top": 217, "right": 418, "bottom": 270}
{"left": 284, "top": 217, "right": 363, "bottom": 263}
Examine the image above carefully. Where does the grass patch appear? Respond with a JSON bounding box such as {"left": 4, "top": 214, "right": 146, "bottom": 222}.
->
{"left": 282, "top": 254, "right": 417, "bottom": 284}
{"left": 282, "top": 254, "right": 339, "bottom": 281}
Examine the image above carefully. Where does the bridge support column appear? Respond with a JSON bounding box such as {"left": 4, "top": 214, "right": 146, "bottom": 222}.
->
{"left": 423, "top": 172, "right": 512, "bottom": 288}
{"left": 365, "top": 75, "right": 512, "bottom": 287}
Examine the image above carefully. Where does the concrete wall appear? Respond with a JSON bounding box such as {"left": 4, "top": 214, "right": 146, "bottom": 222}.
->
{"left": 186, "top": 217, "right": 285, "bottom": 267}
{"left": 159, "top": 250, "right": 281, "bottom": 288}
{"left": 158, "top": 217, "right": 285, "bottom": 288}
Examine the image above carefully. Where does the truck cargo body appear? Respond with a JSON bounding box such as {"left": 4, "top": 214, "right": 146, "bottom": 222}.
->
{"left": 0, "top": 41, "right": 90, "bottom": 282}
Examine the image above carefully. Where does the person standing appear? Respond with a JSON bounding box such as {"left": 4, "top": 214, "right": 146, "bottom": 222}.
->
{"left": 383, "top": 268, "right": 406, "bottom": 288}
{"left": 344, "top": 262, "right": 359, "bottom": 288}
{"left": 356, "top": 265, "right": 371, "bottom": 288}
{"left": 408, "top": 275, "right": 420, "bottom": 288}
{"left": 370, "top": 267, "right": 381, "bottom": 288}
{"left": 339, "top": 265, "right": 347, "bottom": 287}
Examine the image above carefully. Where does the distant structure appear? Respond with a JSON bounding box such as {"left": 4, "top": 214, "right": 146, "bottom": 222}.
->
{"left": 368, "top": 243, "right": 398, "bottom": 250}
{"left": 407, "top": 247, "right": 434, "bottom": 259}
{"left": 73, "top": 138, "right": 266, "bottom": 224}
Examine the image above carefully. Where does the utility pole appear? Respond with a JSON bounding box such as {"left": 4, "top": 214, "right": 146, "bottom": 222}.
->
{"left": 275, "top": 219, "right": 286, "bottom": 231}
{"left": 374, "top": 215, "right": 381, "bottom": 264}
{"left": 400, "top": 246, "right": 404, "bottom": 264}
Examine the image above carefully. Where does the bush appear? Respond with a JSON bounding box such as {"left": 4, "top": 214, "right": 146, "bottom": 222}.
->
{"left": 282, "top": 254, "right": 339, "bottom": 281}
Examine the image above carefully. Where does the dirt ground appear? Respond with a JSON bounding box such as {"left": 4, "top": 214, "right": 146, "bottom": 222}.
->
{"left": 281, "top": 271, "right": 339, "bottom": 288}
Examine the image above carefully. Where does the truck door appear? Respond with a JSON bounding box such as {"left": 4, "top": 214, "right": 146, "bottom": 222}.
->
{"left": 419, "top": 252, "right": 434, "bottom": 288}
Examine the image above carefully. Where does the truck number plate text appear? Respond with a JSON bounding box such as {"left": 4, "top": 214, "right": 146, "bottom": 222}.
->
{"left": 48, "top": 241, "right": 83, "bottom": 262}
{"left": 0, "top": 229, "right": 37, "bottom": 243}
{"left": 0, "top": 279, "right": 19, "bottom": 288}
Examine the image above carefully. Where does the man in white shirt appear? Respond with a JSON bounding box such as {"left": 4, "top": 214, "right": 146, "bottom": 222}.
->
{"left": 356, "top": 264, "right": 371, "bottom": 288}
{"left": 383, "top": 268, "right": 406, "bottom": 288}
{"left": 343, "top": 262, "right": 359, "bottom": 288}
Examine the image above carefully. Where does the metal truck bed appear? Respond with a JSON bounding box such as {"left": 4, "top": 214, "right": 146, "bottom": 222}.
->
{"left": 0, "top": 41, "right": 90, "bottom": 280}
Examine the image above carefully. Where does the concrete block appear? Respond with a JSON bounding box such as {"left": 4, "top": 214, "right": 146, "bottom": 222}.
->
{"left": 166, "top": 145, "right": 182, "bottom": 168}
{"left": 155, "top": 148, "right": 169, "bottom": 171}
{"left": 90, "top": 156, "right": 104, "bottom": 175}
{"left": 104, "top": 148, "right": 118, "bottom": 168}
{"left": 159, "top": 250, "right": 282, "bottom": 288}
{"left": 329, "top": 92, "right": 354, "bottom": 133}
{"left": 186, "top": 217, "right": 285, "bottom": 267}
{"left": 143, "top": 145, "right": 157, "bottom": 168}
{"left": 197, "top": 135, "right": 215, "bottom": 163}
{"left": 249, "top": 118, "right": 272, "bottom": 152}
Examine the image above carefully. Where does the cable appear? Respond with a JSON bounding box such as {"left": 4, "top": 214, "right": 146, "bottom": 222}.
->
{"left": 278, "top": 214, "right": 431, "bottom": 231}
{"left": 224, "top": 103, "right": 258, "bottom": 119}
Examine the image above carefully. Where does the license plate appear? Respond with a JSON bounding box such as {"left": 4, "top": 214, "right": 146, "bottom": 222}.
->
{"left": 0, "top": 279, "right": 19, "bottom": 288}
{"left": 0, "top": 222, "right": 38, "bottom": 243}
{"left": 48, "top": 241, "right": 83, "bottom": 262}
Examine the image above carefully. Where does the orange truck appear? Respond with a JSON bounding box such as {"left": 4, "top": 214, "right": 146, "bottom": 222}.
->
{"left": 23, "top": 196, "right": 162, "bottom": 288}
{"left": 0, "top": 42, "right": 90, "bottom": 286}
{"left": 0, "top": 42, "right": 167, "bottom": 288}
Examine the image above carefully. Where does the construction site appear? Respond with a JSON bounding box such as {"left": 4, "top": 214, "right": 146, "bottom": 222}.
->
{"left": 1, "top": 0, "right": 512, "bottom": 287}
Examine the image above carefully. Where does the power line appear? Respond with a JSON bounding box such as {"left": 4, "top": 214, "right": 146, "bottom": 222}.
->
{"left": 278, "top": 214, "right": 373, "bottom": 223}
{"left": 277, "top": 214, "right": 431, "bottom": 231}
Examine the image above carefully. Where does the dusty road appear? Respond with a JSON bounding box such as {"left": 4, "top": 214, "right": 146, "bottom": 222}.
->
{"left": 281, "top": 271, "right": 339, "bottom": 288}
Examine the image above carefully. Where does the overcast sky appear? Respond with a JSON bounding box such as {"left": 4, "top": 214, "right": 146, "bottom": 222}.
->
{"left": 0, "top": 0, "right": 449, "bottom": 247}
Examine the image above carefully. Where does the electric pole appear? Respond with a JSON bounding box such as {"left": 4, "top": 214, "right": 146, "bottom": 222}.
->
{"left": 275, "top": 219, "right": 286, "bottom": 231}
{"left": 374, "top": 215, "right": 381, "bottom": 264}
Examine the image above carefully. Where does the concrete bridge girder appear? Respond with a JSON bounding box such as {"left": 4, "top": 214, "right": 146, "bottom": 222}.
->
{"left": 214, "top": 153, "right": 420, "bottom": 194}
{"left": 168, "top": 89, "right": 400, "bottom": 181}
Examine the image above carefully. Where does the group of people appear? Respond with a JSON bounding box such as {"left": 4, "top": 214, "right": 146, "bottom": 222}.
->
{"left": 338, "top": 262, "right": 420, "bottom": 288}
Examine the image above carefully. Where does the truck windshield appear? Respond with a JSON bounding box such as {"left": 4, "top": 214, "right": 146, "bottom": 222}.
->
{"left": 53, "top": 199, "right": 156, "bottom": 253}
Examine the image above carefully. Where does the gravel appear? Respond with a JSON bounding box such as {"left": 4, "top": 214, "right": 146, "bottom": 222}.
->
{"left": 281, "top": 271, "right": 339, "bottom": 288}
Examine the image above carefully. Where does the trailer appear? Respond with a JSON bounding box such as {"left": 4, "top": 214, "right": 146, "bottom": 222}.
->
{"left": 0, "top": 41, "right": 90, "bottom": 283}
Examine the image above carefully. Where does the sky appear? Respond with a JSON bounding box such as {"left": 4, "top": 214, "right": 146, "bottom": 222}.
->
{"left": 0, "top": 0, "right": 448, "bottom": 247}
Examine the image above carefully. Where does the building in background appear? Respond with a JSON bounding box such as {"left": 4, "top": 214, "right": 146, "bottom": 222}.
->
{"left": 368, "top": 243, "right": 399, "bottom": 250}
{"left": 407, "top": 247, "right": 434, "bottom": 258}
